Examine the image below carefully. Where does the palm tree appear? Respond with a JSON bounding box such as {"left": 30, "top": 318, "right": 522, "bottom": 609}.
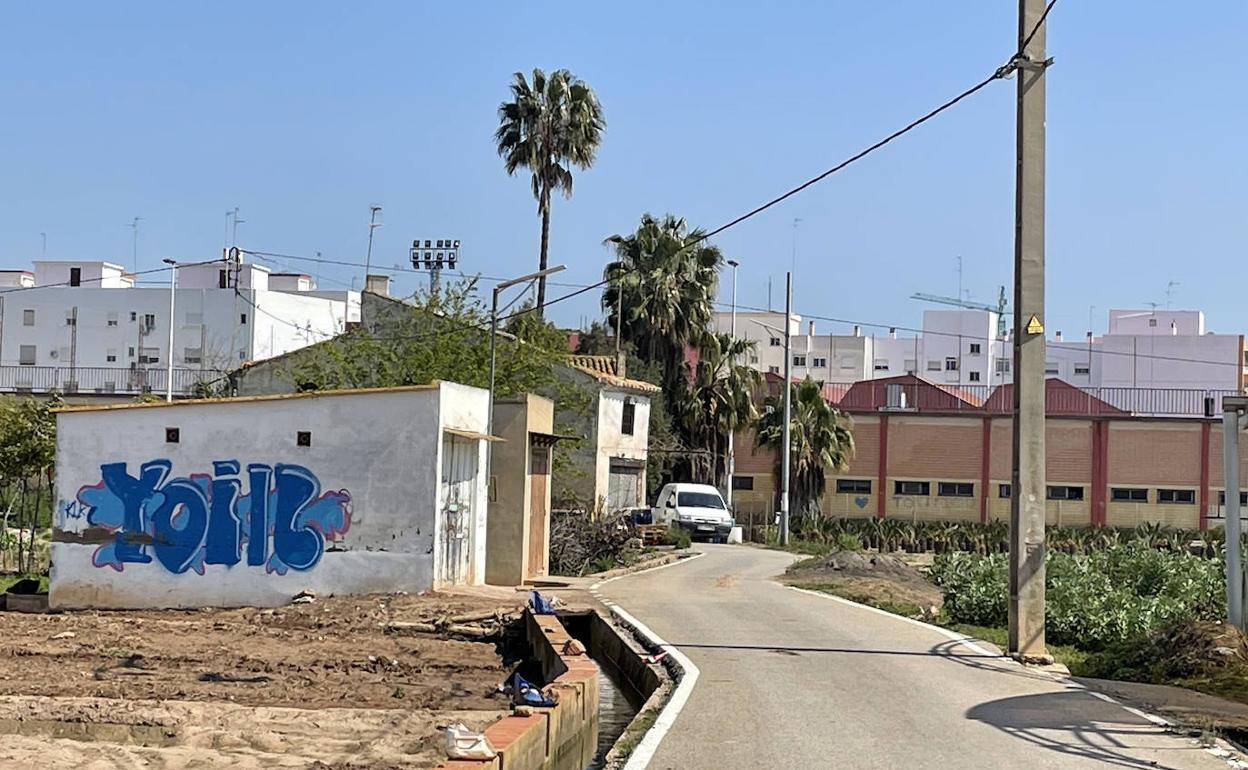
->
{"left": 678, "top": 333, "right": 762, "bottom": 487}
{"left": 602, "top": 214, "right": 722, "bottom": 389}
{"left": 755, "top": 377, "right": 855, "bottom": 522}
{"left": 495, "top": 68, "right": 605, "bottom": 313}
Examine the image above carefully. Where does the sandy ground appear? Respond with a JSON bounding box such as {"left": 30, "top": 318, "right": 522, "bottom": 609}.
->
{"left": 0, "top": 591, "right": 521, "bottom": 768}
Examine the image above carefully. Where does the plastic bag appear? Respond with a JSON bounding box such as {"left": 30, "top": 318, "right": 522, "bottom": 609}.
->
{"left": 443, "top": 722, "right": 496, "bottom": 760}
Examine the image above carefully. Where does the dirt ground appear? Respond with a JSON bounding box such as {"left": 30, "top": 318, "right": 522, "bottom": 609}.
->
{"left": 0, "top": 591, "right": 521, "bottom": 768}
{"left": 782, "top": 550, "right": 944, "bottom": 617}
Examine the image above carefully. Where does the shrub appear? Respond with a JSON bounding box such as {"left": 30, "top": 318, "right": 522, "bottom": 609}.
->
{"left": 662, "top": 525, "right": 691, "bottom": 550}
{"left": 932, "top": 546, "right": 1225, "bottom": 650}
{"left": 835, "top": 532, "right": 863, "bottom": 552}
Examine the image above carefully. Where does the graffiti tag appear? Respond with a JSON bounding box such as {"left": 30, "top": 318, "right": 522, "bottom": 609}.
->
{"left": 73, "top": 459, "right": 351, "bottom": 575}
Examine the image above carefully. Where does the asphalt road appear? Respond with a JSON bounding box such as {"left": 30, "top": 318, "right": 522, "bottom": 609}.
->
{"left": 598, "top": 544, "right": 1233, "bottom": 770}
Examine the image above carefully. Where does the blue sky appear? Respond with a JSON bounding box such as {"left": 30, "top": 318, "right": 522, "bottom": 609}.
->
{"left": 1, "top": 2, "right": 1244, "bottom": 337}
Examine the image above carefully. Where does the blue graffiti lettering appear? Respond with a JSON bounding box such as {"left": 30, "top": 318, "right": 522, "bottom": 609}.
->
{"left": 73, "top": 460, "right": 352, "bottom": 575}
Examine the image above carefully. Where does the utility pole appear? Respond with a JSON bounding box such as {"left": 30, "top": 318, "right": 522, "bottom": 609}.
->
{"left": 726, "top": 259, "right": 740, "bottom": 510}
{"left": 1224, "top": 396, "right": 1248, "bottom": 630}
{"left": 364, "top": 205, "right": 382, "bottom": 288}
{"left": 779, "top": 272, "right": 792, "bottom": 546}
{"left": 1008, "top": 0, "right": 1051, "bottom": 663}
{"left": 129, "top": 217, "right": 143, "bottom": 273}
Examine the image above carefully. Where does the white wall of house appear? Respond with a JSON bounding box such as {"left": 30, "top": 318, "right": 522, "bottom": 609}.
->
{"left": 50, "top": 383, "right": 491, "bottom": 609}
{"left": 33, "top": 260, "right": 132, "bottom": 288}
{"left": 595, "top": 389, "right": 651, "bottom": 510}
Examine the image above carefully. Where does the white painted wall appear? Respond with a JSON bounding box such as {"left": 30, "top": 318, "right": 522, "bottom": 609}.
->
{"left": 50, "top": 383, "right": 491, "bottom": 609}
{"left": 594, "top": 390, "right": 651, "bottom": 508}
{"left": 248, "top": 289, "right": 349, "bottom": 362}
{"left": 33, "top": 260, "right": 131, "bottom": 288}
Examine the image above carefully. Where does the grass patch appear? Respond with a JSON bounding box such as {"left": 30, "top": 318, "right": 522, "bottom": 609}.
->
{"left": 609, "top": 701, "right": 660, "bottom": 762}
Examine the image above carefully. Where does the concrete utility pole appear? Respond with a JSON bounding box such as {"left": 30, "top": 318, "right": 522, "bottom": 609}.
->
{"left": 1008, "top": 0, "right": 1051, "bottom": 662}
{"left": 364, "top": 205, "right": 382, "bottom": 287}
{"left": 725, "top": 259, "right": 739, "bottom": 511}
{"left": 779, "top": 272, "right": 793, "bottom": 546}
{"left": 1224, "top": 396, "right": 1248, "bottom": 630}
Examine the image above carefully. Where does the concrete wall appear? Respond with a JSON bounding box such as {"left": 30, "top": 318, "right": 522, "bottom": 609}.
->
{"left": 595, "top": 389, "right": 650, "bottom": 509}
{"left": 487, "top": 394, "right": 554, "bottom": 586}
{"left": 51, "top": 383, "right": 491, "bottom": 609}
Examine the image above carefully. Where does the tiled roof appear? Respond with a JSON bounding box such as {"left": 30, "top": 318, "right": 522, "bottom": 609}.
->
{"left": 564, "top": 355, "right": 661, "bottom": 393}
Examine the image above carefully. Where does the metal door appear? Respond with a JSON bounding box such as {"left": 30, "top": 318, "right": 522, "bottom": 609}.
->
{"left": 607, "top": 463, "right": 641, "bottom": 512}
{"left": 527, "top": 446, "right": 550, "bottom": 577}
{"left": 439, "top": 433, "right": 478, "bottom": 585}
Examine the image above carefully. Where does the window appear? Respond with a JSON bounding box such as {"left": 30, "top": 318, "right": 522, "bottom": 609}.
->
{"left": 22, "top": 309, "right": 34, "bottom": 326}
{"left": 732, "top": 475, "right": 755, "bottom": 491}
{"left": 130, "top": 311, "right": 137, "bottom": 322}
{"left": 999, "top": 483, "right": 1012, "bottom": 499}
{"left": 18, "top": 345, "right": 36, "bottom": 366}
{"left": 748, "top": 354, "right": 759, "bottom": 364}
{"left": 895, "top": 480, "right": 930, "bottom": 496}
{"left": 793, "top": 355, "right": 807, "bottom": 367}
{"left": 995, "top": 359, "right": 1011, "bottom": 374}
{"left": 969, "top": 343, "right": 981, "bottom": 355}
{"left": 138, "top": 347, "right": 160, "bottom": 364}
{"left": 768, "top": 366, "right": 780, "bottom": 374}
{"left": 769, "top": 337, "right": 781, "bottom": 347}
{"left": 904, "top": 359, "right": 917, "bottom": 373}
{"left": 69, "top": 267, "right": 81, "bottom": 287}
{"left": 105, "top": 349, "right": 117, "bottom": 363}
{"left": 1044, "top": 362, "right": 1059, "bottom": 375}
{"left": 1157, "top": 488, "right": 1195, "bottom": 505}
{"left": 812, "top": 357, "right": 827, "bottom": 368}
{"left": 219, "top": 269, "right": 228, "bottom": 289}
{"left": 926, "top": 360, "right": 942, "bottom": 372}
{"left": 873, "top": 359, "right": 889, "bottom": 372}
{"left": 1074, "top": 364, "right": 1091, "bottom": 376}
{"left": 128, "top": 346, "right": 135, "bottom": 357}
{"left": 969, "top": 371, "right": 981, "bottom": 382}
{"left": 1148, "top": 318, "right": 1158, "bottom": 327}
{"left": 677, "top": 491, "right": 725, "bottom": 509}
{"left": 944, "top": 357, "right": 958, "bottom": 371}
{"left": 107, "top": 311, "right": 118, "bottom": 327}
{"left": 183, "top": 347, "right": 203, "bottom": 365}
{"left": 836, "top": 479, "right": 872, "bottom": 494}
{"left": 621, "top": 397, "right": 636, "bottom": 436}
{"left": 1111, "top": 488, "right": 1148, "bottom": 502}
{"left": 240, "top": 313, "right": 248, "bottom": 324}
{"left": 1220, "top": 491, "right": 1248, "bottom": 506}
{"left": 938, "top": 482, "right": 974, "bottom": 497}
{"left": 143, "top": 313, "right": 156, "bottom": 330}
{"left": 1047, "top": 485, "right": 1084, "bottom": 501}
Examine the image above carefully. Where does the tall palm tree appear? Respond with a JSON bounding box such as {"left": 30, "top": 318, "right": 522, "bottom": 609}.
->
{"left": 755, "top": 377, "right": 855, "bottom": 521}
{"left": 678, "top": 333, "right": 762, "bottom": 486}
{"left": 495, "top": 68, "right": 605, "bottom": 313}
{"left": 601, "top": 214, "right": 721, "bottom": 389}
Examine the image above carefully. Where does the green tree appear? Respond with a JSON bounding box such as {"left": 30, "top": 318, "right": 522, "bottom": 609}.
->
{"left": 754, "top": 378, "right": 855, "bottom": 520}
{"left": 678, "top": 333, "right": 761, "bottom": 486}
{"left": 495, "top": 68, "right": 605, "bottom": 314}
{"left": 601, "top": 214, "right": 722, "bottom": 392}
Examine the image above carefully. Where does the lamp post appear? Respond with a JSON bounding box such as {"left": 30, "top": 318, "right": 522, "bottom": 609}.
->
{"left": 488, "top": 265, "right": 568, "bottom": 435}
{"left": 162, "top": 258, "right": 177, "bottom": 401}
{"left": 725, "top": 259, "right": 739, "bottom": 510}
{"left": 749, "top": 276, "right": 794, "bottom": 547}
{"left": 364, "top": 205, "right": 382, "bottom": 287}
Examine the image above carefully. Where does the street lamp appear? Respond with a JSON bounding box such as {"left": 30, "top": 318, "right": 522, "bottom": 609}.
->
{"left": 162, "top": 258, "right": 177, "bottom": 402}
{"left": 487, "top": 265, "right": 568, "bottom": 435}
{"left": 725, "top": 259, "right": 739, "bottom": 511}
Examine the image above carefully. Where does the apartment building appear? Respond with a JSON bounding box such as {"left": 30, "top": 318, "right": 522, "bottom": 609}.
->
{"left": 712, "top": 307, "right": 1247, "bottom": 394}
{"left": 731, "top": 375, "right": 1248, "bottom": 531}
{"left": 0, "top": 259, "right": 359, "bottom": 397}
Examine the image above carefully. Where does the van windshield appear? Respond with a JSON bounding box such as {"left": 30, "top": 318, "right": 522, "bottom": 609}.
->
{"left": 677, "top": 492, "right": 725, "bottom": 509}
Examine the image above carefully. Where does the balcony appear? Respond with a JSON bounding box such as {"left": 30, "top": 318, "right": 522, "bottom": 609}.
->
{"left": 0, "top": 365, "right": 226, "bottom": 397}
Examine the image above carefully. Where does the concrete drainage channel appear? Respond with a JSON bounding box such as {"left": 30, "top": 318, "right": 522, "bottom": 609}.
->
{"left": 439, "top": 608, "right": 671, "bottom": 770}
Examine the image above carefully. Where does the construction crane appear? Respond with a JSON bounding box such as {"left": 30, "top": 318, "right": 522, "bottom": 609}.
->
{"left": 910, "top": 286, "right": 1011, "bottom": 338}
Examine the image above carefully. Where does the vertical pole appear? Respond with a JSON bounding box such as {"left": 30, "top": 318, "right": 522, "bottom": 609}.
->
{"left": 486, "top": 287, "right": 501, "bottom": 514}
{"left": 364, "top": 205, "right": 381, "bottom": 289}
{"left": 727, "top": 262, "right": 738, "bottom": 510}
{"left": 779, "top": 272, "right": 792, "bottom": 546}
{"left": 1224, "top": 405, "right": 1243, "bottom": 629}
{"left": 166, "top": 263, "right": 176, "bottom": 401}
{"left": 1009, "top": 0, "right": 1049, "bottom": 661}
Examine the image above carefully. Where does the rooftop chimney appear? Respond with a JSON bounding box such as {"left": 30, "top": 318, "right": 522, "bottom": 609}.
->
{"left": 364, "top": 273, "right": 390, "bottom": 296}
{"left": 1170, "top": 321, "right": 1178, "bottom": 336}
{"left": 1055, "top": 331, "right": 1063, "bottom": 342}
{"left": 853, "top": 325, "right": 861, "bottom": 338}
{"left": 889, "top": 327, "right": 897, "bottom": 339}
{"left": 808, "top": 320, "right": 815, "bottom": 336}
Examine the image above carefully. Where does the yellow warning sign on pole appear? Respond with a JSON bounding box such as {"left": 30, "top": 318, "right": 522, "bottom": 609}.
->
{"left": 1026, "top": 315, "right": 1044, "bottom": 335}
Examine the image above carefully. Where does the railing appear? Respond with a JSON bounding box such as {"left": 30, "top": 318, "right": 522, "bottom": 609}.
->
{"left": 833, "top": 379, "right": 1242, "bottom": 417}
{"left": 0, "top": 365, "right": 226, "bottom": 396}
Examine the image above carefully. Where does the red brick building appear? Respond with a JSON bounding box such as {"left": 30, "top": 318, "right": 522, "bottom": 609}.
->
{"left": 733, "top": 375, "right": 1248, "bottom": 531}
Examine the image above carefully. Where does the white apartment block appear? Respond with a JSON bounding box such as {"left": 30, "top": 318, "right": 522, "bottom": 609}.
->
{"left": 0, "top": 259, "right": 360, "bottom": 397}
{"left": 713, "top": 307, "right": 1247, "bottom": 394}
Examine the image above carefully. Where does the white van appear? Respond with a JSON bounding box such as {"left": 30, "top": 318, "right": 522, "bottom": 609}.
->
{"left": 653, "top": 483, "right": 733, "bottom": 540}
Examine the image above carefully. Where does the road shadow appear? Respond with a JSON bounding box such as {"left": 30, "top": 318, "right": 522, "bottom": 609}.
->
{"left": 967, "top": 691, "right": 1202, "bottom": 769}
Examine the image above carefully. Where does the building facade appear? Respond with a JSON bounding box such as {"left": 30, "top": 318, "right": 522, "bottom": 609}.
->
{"left": 0, "top": 259, "right": 359, "bottom": 398}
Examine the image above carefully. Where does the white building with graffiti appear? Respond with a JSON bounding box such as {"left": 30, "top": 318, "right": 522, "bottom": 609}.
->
{"left": 50, "top": 382, "right": 491, "bottom": 609}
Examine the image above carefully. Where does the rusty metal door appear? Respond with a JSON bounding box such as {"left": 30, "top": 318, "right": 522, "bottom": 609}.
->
{"left": 439, "top": 433, "right": 478, "bottom": 585}
{"left": 527, "top": 446, "right": 550, "bottom": 578}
